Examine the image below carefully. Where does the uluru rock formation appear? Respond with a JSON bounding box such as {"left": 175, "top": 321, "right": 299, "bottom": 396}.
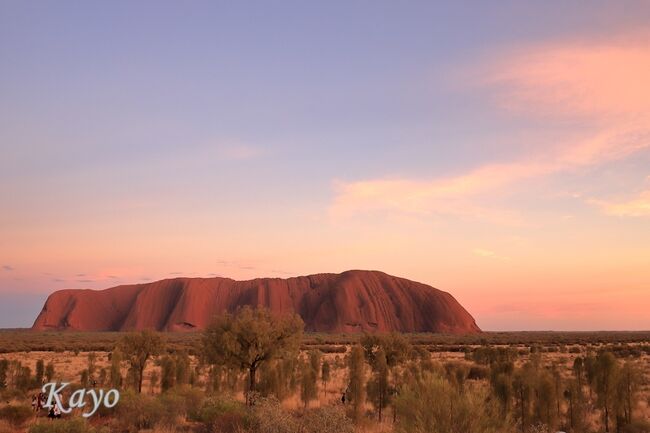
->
{"left": 32, "top": 270, "right": 480, "bottom": 334}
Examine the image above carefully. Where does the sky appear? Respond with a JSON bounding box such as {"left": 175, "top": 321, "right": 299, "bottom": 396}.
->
{"left": 1, "top": 1, "right": 649, "bottom": 330}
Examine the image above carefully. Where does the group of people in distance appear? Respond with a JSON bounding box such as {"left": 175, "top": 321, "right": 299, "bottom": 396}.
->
{"left": 31, "top": 392, "right": 61, "bottom": 419}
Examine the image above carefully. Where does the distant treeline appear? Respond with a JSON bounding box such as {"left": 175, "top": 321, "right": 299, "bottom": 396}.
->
{"left": 0, "top": 329, "right": 649, "bottom": 354}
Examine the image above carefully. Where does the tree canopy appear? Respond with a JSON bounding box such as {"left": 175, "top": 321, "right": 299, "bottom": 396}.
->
{"left": 202, "top": 305, "right": 304, "bottom": 400}
{"left": 118, "top": 330, "right": 165, "bottom": 393}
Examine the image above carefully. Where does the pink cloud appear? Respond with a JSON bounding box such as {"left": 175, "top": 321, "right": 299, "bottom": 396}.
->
{"left": 331, "top": 35, "right": 650, "bottom": 220}
{"left": 588, "top": 189, "right": 650, "bottom": 217}
{"left": 486, "top": 36, "right": 650, "bottom": 118}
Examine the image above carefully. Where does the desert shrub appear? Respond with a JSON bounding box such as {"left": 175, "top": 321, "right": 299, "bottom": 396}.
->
{"left": 0, "top": 404, "right": 32, "bottom": 427}
{"left": 300, "top": 360, "right": 318, "bottom": 408}
{"left": 159, "top": 385, "right": 204, "bottom": 422}
{"left": 44, "top": 362, "right": 55, "bottom": 382}
{"left": 15, "top": 364, "right": 33, "bottom": 390}
{"left": 300, "top": 406, "right": 353, "bottom": 433}
{"left": 197, "top": 396, "right": 251, "bottom": 433}
{"left": 394, "top": 373, "right": 515, "bottom": 433}
{"left": 28, "top": 418, "right": 102, "bottom": 433}
{"left": 467, "top": 365, "right": 489, "bottom": 380}
{"left": 160, "top": 355, "right": 176, "bottom": 391}
{"left": 115, "top": 390, "right": 166, "bottom": 432}
{"left": 174, "top": 351, "right": 191, "bottom": 385}
{"left": 0, "top": 387, "right": 25, "bottom": 402}
{"left": 251, "top": 397, "right": 299, "bottom": 433}
{"left": 35, "top": 359, "right": 44, "bottom": 385}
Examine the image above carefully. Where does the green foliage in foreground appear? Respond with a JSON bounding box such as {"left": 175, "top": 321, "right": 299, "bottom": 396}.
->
{"left": 395, "top": 373, "right": 514, "bottom": 433}
{"left": 1, "top": 307, "right": 648, "bottom": 433}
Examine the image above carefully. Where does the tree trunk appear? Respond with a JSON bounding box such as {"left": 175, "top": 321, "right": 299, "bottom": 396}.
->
{"left": 138, "top": 365, "right": 145, "bottom": 393}
{"left": 626, "top": 372, "right": 632, "bottom": 424}
{"left": 249, "top": 365, "right": 257, "bottom": 393}
{"left": 520, "top": 389, "right": 526, "bottom": 433}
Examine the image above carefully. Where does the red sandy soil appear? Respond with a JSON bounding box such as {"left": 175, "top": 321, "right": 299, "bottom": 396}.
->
{"left": 31, "top": 270, "right": 481, "bottom": 334}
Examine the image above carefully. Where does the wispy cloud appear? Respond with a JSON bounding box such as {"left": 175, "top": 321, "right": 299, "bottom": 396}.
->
{"left": 473, "top": 248, "right": 510, "bottom": 261}
{"left": 330, "top": 34, "right": 650, "bottom": 221}
{"left": 330, "top": 128, "right": 646, "bottom": 220}
{"left": 2, "top": 265, "right": 14, "bottom": 271}
{"left": 485, "top": 36, "right": 650, "bottom": 119}
{"left": 588, "top": 190, "right": 650, "bottom": 217}
{"left": 213, "top": 260, "right": 294, "bottom": 278}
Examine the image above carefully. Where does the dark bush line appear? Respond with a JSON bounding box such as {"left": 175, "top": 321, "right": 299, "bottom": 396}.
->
{"left": 0, "top": 330, "right": 648, "bottom": 353}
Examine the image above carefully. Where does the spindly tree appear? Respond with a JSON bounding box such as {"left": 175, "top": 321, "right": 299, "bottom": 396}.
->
{"left": 0, "top": 359, "right": 7, "bottom": 389}
{"left": 87, "top": 352, "right": 97, "bottom": 380}
{"left": 174, "top": 350, "right": 191, "bottom": 385}
{"left": 616, "top": 361, "right": 640, "bottom": 428}
{"left": 202, "top": 306, "right": 303, "bottom": 403}
{"left": 535, "top": 371, "right": 558, "bottom": 429}
{"left": 321, "top": 360, "right": 331, "bottom": 396}
{"left": 309, "top": 349, "right": 321, "bottom": 376}
{"left": 595, "top": 352, "right": 618, "bottom": 433}
{"left": 35, "top": 359, "right": 44, "bottom": 386}
{"left": 572, "top": 356, "right": 584, "bottom": 392}
{"left": 347, "top": 344, "right": 366, "bottom": 422}
{"left": 360, "top": 333, "right": 410, "bottom": 421}
{"left": 160, "top": 355, "right": 176, "bottom": 391}
{"left": 110, "top": 347, "right": 123, "bottom": 388}
{"left": 44, "top": 362, "right": 55, "bottom": 382}
{"left": 513, "top": 363, "right": 534, "bottom": 432}
{"left": 367, "top": 347, "right": 389, "bottom": 421}
{"left": 119, "top": 330, "right": 165, "bottom": 393}
{"left": 300, "top": 360, "right": 318, "bottom": 408}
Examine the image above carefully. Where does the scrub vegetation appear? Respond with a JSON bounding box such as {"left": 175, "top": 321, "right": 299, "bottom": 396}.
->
{"left": 0, "top": 311, "right": 648, "bottom": 433}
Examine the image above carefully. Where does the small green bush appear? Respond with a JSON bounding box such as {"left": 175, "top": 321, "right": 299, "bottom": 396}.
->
{"left": 161, "top": 385, "right": 204, "bottom": 421}
{"left": 198, "top": 396, "right": 251, "bottom": 433}
{"left": 115, "top": 390, "right": 166, "bottom": 433}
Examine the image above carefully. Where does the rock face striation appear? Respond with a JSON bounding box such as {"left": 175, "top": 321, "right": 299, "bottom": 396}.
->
{"left": 31, "top": 270, "right": 480, "bottom": 333}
